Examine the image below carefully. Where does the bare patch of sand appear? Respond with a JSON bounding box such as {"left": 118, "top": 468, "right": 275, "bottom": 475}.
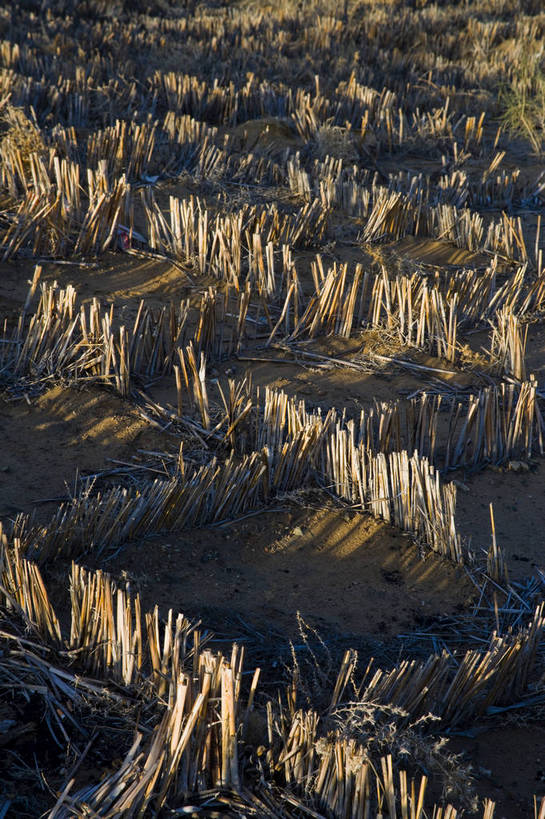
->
{"left": 86, "top": 505, "right": 474, "bottom": 642}
{"left": 0, "top": 384, "right": 176, "bottom": 519}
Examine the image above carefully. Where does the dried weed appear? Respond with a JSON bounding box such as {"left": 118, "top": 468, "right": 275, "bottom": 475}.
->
{"left": 0, "top": 104, "right": 45, "bottom": 161}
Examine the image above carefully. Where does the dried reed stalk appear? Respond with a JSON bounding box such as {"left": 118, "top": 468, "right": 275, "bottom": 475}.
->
{"left": 490, "top": 307, "right": 528, "bottom": 381}
{"left": 487, "top": 504, "right": 509, "bottom": 585}
{"left": 0, "top": 531, "right": 61, "bottom": 644}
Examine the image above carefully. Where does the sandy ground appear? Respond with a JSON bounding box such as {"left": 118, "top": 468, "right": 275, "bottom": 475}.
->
{"left": 82, "top": 505, "right": 473, "bottom": 642}
{"left": 457, "top": 463, "right": 545, "bottom": 582}
{"left": 449, "top": 725, "right": 545, "bottom": 819}
{"left": 0, "top": 384, "right": 177, "bottom": 520}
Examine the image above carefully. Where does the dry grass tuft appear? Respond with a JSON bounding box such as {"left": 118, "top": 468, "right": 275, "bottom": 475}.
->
{"left": 330, "top": 702, "right": 479, "bottom": 811}
{"left": 0, "top": 104, "right": 45, "bottom": 161}
{"left": 288, "top": 617, "right": 479, "bottom": 811}
{"left": 315, "top": 124, "right": 359, "bottom": 162}
{"left": 499, "top": 53, "right": 545, "bottom": 154}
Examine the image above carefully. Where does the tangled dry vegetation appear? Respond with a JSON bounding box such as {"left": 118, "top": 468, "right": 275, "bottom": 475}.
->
{"left": 2, "top": 0, "right": 545, "bottom": 816}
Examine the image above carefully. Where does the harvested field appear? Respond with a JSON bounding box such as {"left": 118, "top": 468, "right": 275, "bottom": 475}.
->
{"left": 2, "top": 1, "right": 545, "bottom": 817}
